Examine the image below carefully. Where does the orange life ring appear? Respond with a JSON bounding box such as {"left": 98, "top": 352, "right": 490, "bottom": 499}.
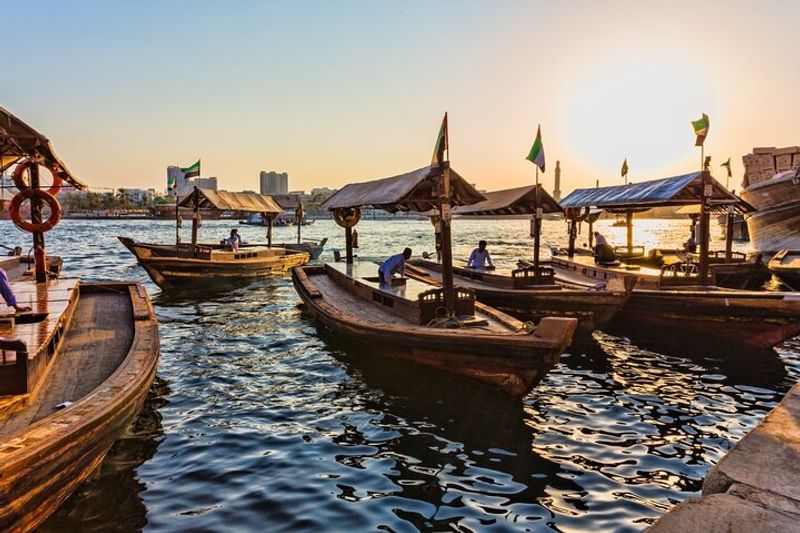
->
{"left": 332, "top": 207, "right": 361, "bottom": 228}
{"left": 9, "top": 189, "right": 62, "bottom": 233}
{"left": 12, "top": 160, "right": 63, "bottom": 195}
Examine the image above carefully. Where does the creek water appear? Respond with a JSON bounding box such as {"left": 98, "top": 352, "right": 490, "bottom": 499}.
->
{"left": 3, "top": 217, "right": 796, "bottom": 532}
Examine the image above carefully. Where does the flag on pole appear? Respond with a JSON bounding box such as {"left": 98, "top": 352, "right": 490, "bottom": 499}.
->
{"left": 181, "top": 159, "right": 201, "bottom": 179}
{"left": 721, "top": 157, "right": 732, "bottom": 178}
{"left": 525, "top": 125, "right": 545, "bottom": 172}
{"left": 691, "top": 113, "right": 710, "bottom": 146}
{"left": 431, "top": 113, "right": 448, "bottom": 167}
{"left": 621, "top": 158, "right": 629, "bottom": 178}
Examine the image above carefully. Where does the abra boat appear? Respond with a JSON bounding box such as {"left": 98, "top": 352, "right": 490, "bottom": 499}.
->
{"left": 0, "top": 105, "right": 160, "bottom": 531}
{"left": 557, "top": 170, "right": 800, "bottom": 349}
{"left": 295, "top": 132, "right": 576, "bottom": 396}
{"left": 119, "top": 188, "right": 310, "bottom": 290}
{"left": 405, "top": 184, "right": 632, "bottom": 337}
{"left": 769, "top": 249, "right": 800, "bottom": 290}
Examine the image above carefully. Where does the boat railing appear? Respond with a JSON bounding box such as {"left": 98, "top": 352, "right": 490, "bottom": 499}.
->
{"left": 614, "top": 245, "right": 646, "bottom": 257}
{"left": 511, "top": 265, "right": 556, "bottom": 287}
{"left": 418, "top": 287, "right": 475, "bottom": 323}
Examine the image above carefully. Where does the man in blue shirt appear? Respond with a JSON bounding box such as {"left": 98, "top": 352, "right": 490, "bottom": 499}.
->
{"left": 378, "top": 247, "right": 412, "bottom": 284}
{"left": 467, "top": 240, "right": 494, "bottom": 269}
{"left": 0, "top": 268, "right": 31, "bottom": 313}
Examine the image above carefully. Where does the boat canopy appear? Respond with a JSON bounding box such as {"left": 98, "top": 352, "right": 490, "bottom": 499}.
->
{"left": 455, "top": 184, "right": 563, "bottom": 216}
{"left": 560, "top": 172, "right": 740, "bottom": 211}
{"left": 178, "top": 188, "right": 283, "bottom": 213}
{"left": 322, "top": 165, "right": 485, "bottom": 213}
{"left": 0, "top": 106, "right": 87, "bottom": 190}
{"left": 271, "top": 193, "right": 302, "bottom": 210}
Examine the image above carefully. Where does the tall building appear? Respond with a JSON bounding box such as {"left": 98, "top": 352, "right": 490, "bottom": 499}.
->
{"left": 260, "top": 171, "right": 289, "bottom": 195}
{"left": 167, "top": 166, "right": 184, "bottom": 196}
{"left": 553, "top": 160, "right": 562, "bottom": 202}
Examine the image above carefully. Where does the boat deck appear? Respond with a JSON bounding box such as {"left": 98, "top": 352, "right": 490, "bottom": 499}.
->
{"left": 0, "top": 288, "right": 133, "bottom": 436}
{"left": 408, "top": 259, "right": 563, "bottom": 292}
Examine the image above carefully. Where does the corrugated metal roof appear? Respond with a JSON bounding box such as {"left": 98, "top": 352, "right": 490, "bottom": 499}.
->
{"left": 560, "top": 172, "right": 739, "bottom": 210}
{"left": 321, "top": 165, "right": 485, "bottom": 213}
{"left": 456, "top": 184, "right": 563, "bottom": 216}
{"left": 0, "top": 105, "right": 87, "bottom": 190}
{"left": 178, "top": 188, "right": 283, "bottom": 213}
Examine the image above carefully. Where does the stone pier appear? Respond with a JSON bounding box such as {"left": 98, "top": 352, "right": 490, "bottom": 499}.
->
{"left": 650, "top": 382, "right": 800, "bottom": 532}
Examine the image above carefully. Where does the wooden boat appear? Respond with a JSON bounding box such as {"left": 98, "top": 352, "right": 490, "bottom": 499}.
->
{"left": 406, "top": 258, "right": 631, "bottom": 337}
{"left": 0, "top": 105, "right": 160, "bottom": 531}
{"left": 119, "top": 188, "right": 310, "bottom": 290}
{"left": 558, "top": 170, "right": 800, "bottom": 349}
{"left": 281, "top": 238, "right": 327, "bottom": 260}
{"left": 119, "top": 237, "right": 309, "bottom": 289}
{"left": 769, "top": 249, "right": 800, "bottom": 290}
{"left": 0, "top": 278, "right": 160, "bottom": 532}
{"left": 293, "top": 262, "right": 575, "bottom": 396}
{"left": 424, "top": 184, "right": 633, "bottom": 337}
{"left": 307, "top": 126, "right": 577, "bottom": 396}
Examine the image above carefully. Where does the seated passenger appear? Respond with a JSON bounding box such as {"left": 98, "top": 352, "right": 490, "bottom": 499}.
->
{"left": 0, "top": 268, "right": 31, "bottom": 313}
{"left": 593, "top": 232, "right": 616, "bottom": 264}
{"left": 225, "top": 229, "right": 242, "bottom": 251}
{"left": 378, "top": 247, "right": 412, "bottom": 284}
{"left": 467, "top": 240, "right": 494, "bottom": 269}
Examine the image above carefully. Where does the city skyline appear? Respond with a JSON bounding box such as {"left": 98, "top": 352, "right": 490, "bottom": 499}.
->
{"left": 4, "top": 0, "right": 800, "bottom": 195}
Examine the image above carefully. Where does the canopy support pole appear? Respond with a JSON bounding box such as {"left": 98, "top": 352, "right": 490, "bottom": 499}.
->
{"left": 29, "top": 164, "right": 47, "bottom": 283}
{"left": 567, "top": 215, "right": 577, "bottom": 258}
{"left": 440, "top": 163, "right": 456, "bottom": 316}
{"left": 174, "top": 196, "right": 180, "bottom": 245}
{"left": 190, "top": 187, "right": 199, "bottom": 256}
{"left": 267, "top": 214, "right": 273, "bottom": 248}
{"left": 533, "top": 183, "right": 541, "bottom": 281}
{"left": 725, "top": 206, "right": 734, "bottom": 262}
{"left": 699, "top": 170, "right": 710, "bottom": 285}
{"left": 626, "top": 211, "right": 633, "bottom": 254}
{"left": 345, "top": 226, "right": 354, "bottom": 264}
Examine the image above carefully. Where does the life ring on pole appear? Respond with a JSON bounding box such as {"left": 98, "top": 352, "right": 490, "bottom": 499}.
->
{"left": 9, "top": 189, "right": 62, "bottom": 233}
{"left": 332, "top": 207, "right": 361, "bottom": 228}
{"left": 12, "top": 160, "right": 63, "bottom": 196}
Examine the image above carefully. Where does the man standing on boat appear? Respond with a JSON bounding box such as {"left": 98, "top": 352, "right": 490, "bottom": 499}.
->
{"left": 378, "top": 247, "right": 412, "bottom": 284}
{"left": 0, "top": 268, "right": 31, "bottom": 313}
{"left": 467, "top": 240, "right": 494, "bottom": 269}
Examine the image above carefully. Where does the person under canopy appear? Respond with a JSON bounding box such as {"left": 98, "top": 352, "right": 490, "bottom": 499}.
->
{"left": 378, "top": 247, "right": 412, "bottom": 285}
{"left": 467, "top": 240, "right": 494, "bottom": 269}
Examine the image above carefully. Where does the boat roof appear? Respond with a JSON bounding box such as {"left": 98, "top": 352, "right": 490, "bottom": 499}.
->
{"left": 178, "top": 188, "right": 283, "bottom": 213}
{"left": 560, "top": 172, "right": 739, "bottom": 211}
{"left": 0, "top": 106, "right": 87, "bottom": 191}
{"left": 322, "top": 165, "right": 485, "bottom": 213}
{"left": 271, "top": 193, "right": 302, "bottom": 210}
{"left": 455, "top": 184, "right": 563, "bottom": 216}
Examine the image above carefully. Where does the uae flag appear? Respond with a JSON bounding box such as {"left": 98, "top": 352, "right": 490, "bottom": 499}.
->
{"left": 526, "top": 125, "right": 545, "bottom": 172}
{"left": 181, "top": 159, "right": 201, "bottom": 179}
{"left": 691, "top": 114, "right": 709, "bottom": 147}
{"left": 167, "top": 173, "right": 177, "bottom": 191}
{"left": 721, "top": 157, "right": 732, "bottom": 178}
{"left": 621, "top": 158, "right": 629, "bottom": 178}
{"left": 431, "top": 113, "right": 448, "bottom": 167}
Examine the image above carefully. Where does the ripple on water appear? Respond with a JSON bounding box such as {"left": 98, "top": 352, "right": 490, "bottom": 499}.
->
{"left": 13, "top": 218, "right": 796, "bottom": 532}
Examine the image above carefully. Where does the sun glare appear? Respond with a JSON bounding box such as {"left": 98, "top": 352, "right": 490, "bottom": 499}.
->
{"left": 559, "top": 46, "right": 718, "bottom": 182}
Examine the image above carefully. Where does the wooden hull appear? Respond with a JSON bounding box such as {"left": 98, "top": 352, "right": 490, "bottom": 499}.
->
{"left": 405, "top": 260, "right": 631, "bottom": 337}
{"left": 550, "top": 257, "right": 800, "bottom": 349}
{"left": 119, "top": 237, "right": 310, "bottom": 289}
{"left": 0, "top": 282, "right": 160, "bottom": 532}
{"left": 292, "top": 265, "right": 576, "bottom": 397}
{"left": 745, "top": 201, "right": 800, "bottom": 254}
{"left": 769, "top": 250, "right": 800, "bottom": 290}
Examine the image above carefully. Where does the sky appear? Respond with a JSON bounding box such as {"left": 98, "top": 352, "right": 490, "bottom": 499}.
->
{"left": 4, "top": 0, "right": 800, "bottom": 195}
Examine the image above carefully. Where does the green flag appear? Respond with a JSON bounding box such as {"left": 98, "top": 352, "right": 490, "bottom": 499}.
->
{"left": 621, "top": 158, "right": 629, "bottom": 178}
{"left": 526, "top": 125, "right": 545, "bottom": 172}
{"left": 721, "top": 157, "right": 732, "bottom": 178}
{"left": 180, "top": 159, "right": 201, "bottom": 179}
{"left": 691, "top": 113, "right": 709, "bottom": 146}
{"left": 431, "top": 113, "right": 448, "bottom": 167}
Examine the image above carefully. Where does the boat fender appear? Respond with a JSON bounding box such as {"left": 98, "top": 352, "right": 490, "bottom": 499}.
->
{"left": 12, "top": 159, "right": 63, "bottom": 195}
{"left": 9, "top": 189, "right": 62, "bottom": 233}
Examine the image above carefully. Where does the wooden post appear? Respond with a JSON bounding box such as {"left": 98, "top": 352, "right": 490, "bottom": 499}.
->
{"left": 29, "top": 164, "right": 47, "bottom": 283}
{"left": 296, "top": 203, "right": 303, "bottom": 244}
{"left": 533, "top": 183, "right": 541, "bottom": 280}
{"left": 699, "top": 170, "right": 710, "bottom": 285}
{"left": 626, "top": 211, "right": 633, "bottom": 254}
{"left": 190, "top": 187, "right": 199, "bottom": 254}
{"left": 440, "top": 163, "right": 456, "bottom": 316}
{"left": 567, "top": 215, "right": 577, "bottom": 258}
{"left": 725, "top": 205, "right": 734, "bottom": 262}
{"left": 175, "top": 197, "right": 181, "bottom": 245}
{"left": 267, "top": 214, "right": 273, "bottom": 248}
{"left": 345, "top": 226, "right": 354, "bottom": 264}
{"left": 588, "top": 218, "right": 594, "bottom": 248}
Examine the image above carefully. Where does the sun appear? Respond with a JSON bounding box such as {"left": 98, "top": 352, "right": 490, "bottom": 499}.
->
{"left": 559, "top": 45, "right": 718, "bottom": 182}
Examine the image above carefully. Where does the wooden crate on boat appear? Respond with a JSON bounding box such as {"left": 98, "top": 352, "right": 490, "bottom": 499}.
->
{"left": 776, "top": 154, "right": 793, "bottom": 172}
{"left": 753, "top": 147, "right": 776, "bottom": 155}
{"left": 773, "top": 146, "right": 800, "bottom": 155}
{"left": 793, "top": 154, "right": 800, "bottom": 169}
{"left": 757, "top": 154, "right": 776, "bottom": 173}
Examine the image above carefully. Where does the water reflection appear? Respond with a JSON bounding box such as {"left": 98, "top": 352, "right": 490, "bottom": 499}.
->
{"left": 40, "top": 379, "right": 168, "bottom": 531}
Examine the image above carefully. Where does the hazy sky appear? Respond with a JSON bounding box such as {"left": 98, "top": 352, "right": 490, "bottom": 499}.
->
{"left": 5, "top": 0, "right": 800, "bottom": 194}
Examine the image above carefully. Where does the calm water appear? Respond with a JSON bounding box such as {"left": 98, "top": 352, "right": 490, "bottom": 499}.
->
{"left": 4, "top": 217, "right": 797, "bottom": 532}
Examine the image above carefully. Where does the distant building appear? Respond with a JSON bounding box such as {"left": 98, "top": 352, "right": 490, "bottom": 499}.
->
{"left": 260, "top": 171, "right": 289, "bottom": 195}
{"left": 191, "top": 177, "right": 218, "bottom": 191}
{"left": 124, "top": 188, "right": 157, "bottom": 204}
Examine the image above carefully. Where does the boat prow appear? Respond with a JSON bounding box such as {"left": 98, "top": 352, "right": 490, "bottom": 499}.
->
{"left": 0, "top": 279, "right": 160, "bottom": 532}
{"left": 292, "top": 262, "right": 576, "bottom": 397}
{"left": 769, "top": 249, "right": 800, "bottom": 290}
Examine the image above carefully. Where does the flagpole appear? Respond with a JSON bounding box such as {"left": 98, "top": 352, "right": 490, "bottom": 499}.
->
{"left": 533, "top": 166, "right": 541, "bottom": 277}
